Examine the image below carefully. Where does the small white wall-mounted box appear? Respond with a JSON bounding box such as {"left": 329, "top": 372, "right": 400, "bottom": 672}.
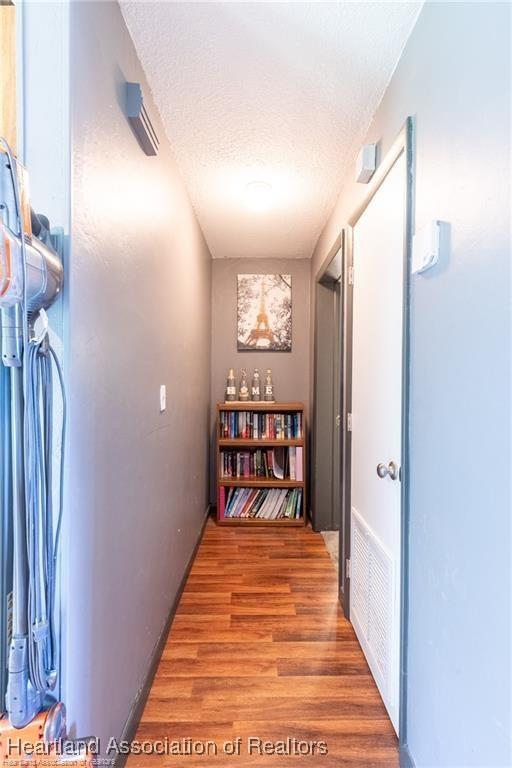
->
{"left": 412, "top": 220, "right": 442, "bottom": 274}
{"left": 356, "top": 144, "right": 376, "bottom": 183}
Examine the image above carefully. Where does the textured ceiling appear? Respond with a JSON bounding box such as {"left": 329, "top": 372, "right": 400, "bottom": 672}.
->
{"left": 121, "top": 1, "right": 422, "bottom": 259}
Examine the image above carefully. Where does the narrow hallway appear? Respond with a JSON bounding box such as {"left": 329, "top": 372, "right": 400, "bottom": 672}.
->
{"left": 128, "top": 519, "right": 398, "bottom": 767}
{"left": 0, "top": 3, "right": 510, "bottom": 767}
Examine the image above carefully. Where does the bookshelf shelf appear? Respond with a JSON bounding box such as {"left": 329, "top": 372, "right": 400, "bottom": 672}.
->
{"left": 219, "top": 438, "right": 303, "bottom": 447}
{"left": 216, "top": 402, "right": 306, "bottom": 526}
{"left": 217, "top": 401, "right": 304, "bottom": 412}
{"left": 217, "top": 516, "right": 304, "bottom": 527}
{"left": 219, "top": 479, "right": 305, "bottom": 488}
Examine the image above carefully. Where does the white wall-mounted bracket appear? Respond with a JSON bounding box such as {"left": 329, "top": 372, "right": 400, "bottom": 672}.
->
{"left": 412, "top": 220, "right": 442, "bottom": 275}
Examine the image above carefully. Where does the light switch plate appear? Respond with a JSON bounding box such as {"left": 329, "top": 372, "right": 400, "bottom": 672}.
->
{"left": 412, "top": 220, "right": 441, "bottom": 274}
{"left": 159, "top": 384, "right": 166, "bottom": 412}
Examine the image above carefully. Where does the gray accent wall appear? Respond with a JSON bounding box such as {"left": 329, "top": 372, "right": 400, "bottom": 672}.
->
{"left": 311, "top": 3, "right": 511, "bottom": 766}
{"left": 210, "top": 258, "right": 310, "bottom": 502}
{"left": 63, "top": 0, "right": 211, "bottom": 748}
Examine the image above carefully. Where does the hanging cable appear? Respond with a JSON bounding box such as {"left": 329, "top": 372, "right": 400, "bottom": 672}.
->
{"left": 24, "top": 334, "right": 66, "bottom": 694}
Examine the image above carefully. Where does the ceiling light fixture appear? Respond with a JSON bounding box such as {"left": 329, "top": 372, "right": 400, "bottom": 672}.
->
{"left": 244, "top": 181, "right": 273, "bottom": 212}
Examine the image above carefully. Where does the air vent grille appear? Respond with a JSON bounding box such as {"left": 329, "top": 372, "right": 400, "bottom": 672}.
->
{"left": 350, "top": 507, "right": 394, "bottom": 699}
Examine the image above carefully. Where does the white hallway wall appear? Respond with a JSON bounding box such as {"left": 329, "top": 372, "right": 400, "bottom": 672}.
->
{"left": 312, "top": 3, "right": 511, "bottom": 766}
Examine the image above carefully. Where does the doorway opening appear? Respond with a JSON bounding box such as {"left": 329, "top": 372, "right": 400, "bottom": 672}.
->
{"left": 312, "top": 234, "right": 344, "bottom": 553}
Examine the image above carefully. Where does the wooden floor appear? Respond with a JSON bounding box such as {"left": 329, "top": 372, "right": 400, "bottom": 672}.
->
{"left": 127, "top": 518, "right": 398, "bottom": 767}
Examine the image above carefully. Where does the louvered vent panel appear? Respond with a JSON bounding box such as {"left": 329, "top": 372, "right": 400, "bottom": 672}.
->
{"left": 351, "top": 519, "right": 369, "bottom": 636}
{"left": 351, "top": 508, "right": 394, "bottom": 699}
{"left": 368, "top": 546, "right": 391, "bottom": 682}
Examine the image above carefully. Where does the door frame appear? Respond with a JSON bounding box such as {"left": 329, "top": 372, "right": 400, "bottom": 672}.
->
{"left": 341, "top": 117, "right": 414, "bottom": 746}
{"left": 312, "top": 232, "right": 344, "bottom": 536}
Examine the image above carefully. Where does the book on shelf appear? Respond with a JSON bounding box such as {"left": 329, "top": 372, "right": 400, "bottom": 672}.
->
{"left": 295, "top": 446, "right": 303, "bottom": 482}
{"left": 218, "top": 486, "right": 226, "bottom": 521}
{"left": 289, "top": 446, "right": 296, "bottom": 480}
{"left": 219, "top": 410, "right": 303, "bottom": 440}
{"left": 220, "top": 486, "right": 303, "bottom": 520}
{"left": 219, "top": 446, "right": 301, "bottom": 480}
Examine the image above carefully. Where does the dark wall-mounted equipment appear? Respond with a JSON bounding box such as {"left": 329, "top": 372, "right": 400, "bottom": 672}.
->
{"left": 125, "top": 82, "right": 160, "bottom": 156}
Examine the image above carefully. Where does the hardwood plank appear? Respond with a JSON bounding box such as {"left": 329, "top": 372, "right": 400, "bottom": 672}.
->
{"left": 171, "top": 615, "right": 231, "bottom": 626}
{"left": 144, "top": 678, "right": 194, "bottom": 699}
{"left": 180, "top": 592, "right": 232, "bottom": 604}
{"left": 231, "top": 717, "right": 396, "bottom": 737}
{"left": 184, "top": 582, "right": 292, "bottom": 594}
{"left": 219, "top": 559, "right": 333, "bottom": 569}
{"left": 272, "top": 629, "right": 360, "bottom": 642}
{"left": 231, "top": 591, "right": 337, "bottom": 606}
{"left": 177, "top": 603, "right": 297, "bottom": 616}
{"left": 140, "top": 697, "right": 206, "bottom": 722}
{"left": 198, "top": 696, "right": 389, "bottom": 721}
{"left": 192, "top": 676, "right": 383, "bottom": 700}
{"left": 153, "top": 659, "right": 278, "bottom": 679}
{"left": 134, "top": 721, "right": 234, "bottom": 740}
{"left": 161, "top": 644, "right": 199, "bottom": 660}
{"left": 127, "top": 518, "right": 398, "bottom": 768}
{"left": 277, "top": 659, "right": 371, "bottom": 676}
{"left": 195, "top": 641, "right": 366, "bottom": 661}
{"left": 289, "top": 582, "right": 339, "bottom": 592}
{"left": 168, "top": 628, "right": 274, "bottom": 643}
{"left": 229, "top": 616, "right": 356, "bottom": 634}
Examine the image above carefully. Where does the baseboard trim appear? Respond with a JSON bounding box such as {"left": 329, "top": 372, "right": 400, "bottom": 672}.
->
{"left": 399, "top": 744, "right": 416, "bottom": 768}
{"left": 114, "top": 505, "right": 211, "bottom": 768}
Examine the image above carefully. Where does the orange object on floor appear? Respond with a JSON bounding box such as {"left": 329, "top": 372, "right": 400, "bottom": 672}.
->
{"left": 0, "top": 711, "right": 94, "bottom": 767}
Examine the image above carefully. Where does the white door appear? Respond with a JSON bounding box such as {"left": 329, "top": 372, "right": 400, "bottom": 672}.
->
{"left": 349, "top": 152, "right": 405, "bottom": 733}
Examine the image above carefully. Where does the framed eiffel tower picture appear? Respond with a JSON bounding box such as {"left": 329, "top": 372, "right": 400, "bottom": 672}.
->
{"left": 237, "top": 274, "right": 292, "bottom": 352}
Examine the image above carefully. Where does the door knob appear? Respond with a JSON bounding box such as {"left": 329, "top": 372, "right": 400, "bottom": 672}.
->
{"left": 376, "top": 461, "right": 399, "bottom": 481}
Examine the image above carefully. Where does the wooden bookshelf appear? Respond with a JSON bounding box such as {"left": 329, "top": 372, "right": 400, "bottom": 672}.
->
{"left": 216, "top": 402, "right": 306, "bottom": 526}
